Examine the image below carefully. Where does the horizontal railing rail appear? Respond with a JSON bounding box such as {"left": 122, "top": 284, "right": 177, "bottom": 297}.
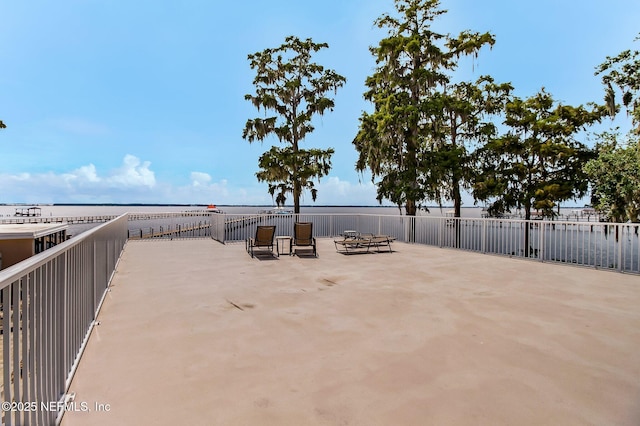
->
{"left": 0, "top": 214, "right": 128, "bottom": 426}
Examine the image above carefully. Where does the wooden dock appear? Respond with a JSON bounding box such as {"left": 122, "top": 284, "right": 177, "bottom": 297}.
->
{"left": 0, "top": 212, "right": 215, "bottom": 226}
{"left": 128, "top": 222, "right": 212, "bottom": 240}
{"left": 0, "top": 215, "right": 119, "bottom": 225}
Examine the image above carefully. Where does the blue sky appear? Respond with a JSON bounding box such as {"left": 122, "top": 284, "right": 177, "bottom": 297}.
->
{"left": 1, "top": 0, "right": 638, "bottom": 206}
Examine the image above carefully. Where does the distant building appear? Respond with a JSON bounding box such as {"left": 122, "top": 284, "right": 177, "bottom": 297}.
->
{"left": 0, "top": 223, "right": 68, "bottom": 270}
{"left": 14, "top": 206, "right": 42, "bottom": 217}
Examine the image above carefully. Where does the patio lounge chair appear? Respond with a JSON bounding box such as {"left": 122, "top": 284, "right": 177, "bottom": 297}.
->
{"left": 246, "top": 225, "right": 276, "bottom": 258}
{"left": 291, "top": 222, "right": 317, "bottom": 257}
{"left": 334, "top": 233, "right": 395, "bottom": 254}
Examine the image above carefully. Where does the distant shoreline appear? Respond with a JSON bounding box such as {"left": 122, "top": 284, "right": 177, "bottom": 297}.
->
{"left": 0, "top": 203, "right": 591, "bottom": 208}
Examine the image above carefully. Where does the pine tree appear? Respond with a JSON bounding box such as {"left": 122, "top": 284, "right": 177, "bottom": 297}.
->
{"left": 243, "top": 36, "right": 345, "bottom": 213}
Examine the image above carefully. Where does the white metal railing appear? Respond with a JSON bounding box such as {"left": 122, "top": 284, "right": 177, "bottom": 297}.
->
{"left": 127, "top": 212, "right": 213, "bottom": 239}
{"left": 120, "top": 212, "right": 640, "bottom": 273}
{"left": 215, "top": 214, "right": 639, "bottom": 274}
{"left": 0, "top": 211, "right": 635, "bottom": 425}
{"left": 0, "top": 214, "right": 127, "bottom": 426}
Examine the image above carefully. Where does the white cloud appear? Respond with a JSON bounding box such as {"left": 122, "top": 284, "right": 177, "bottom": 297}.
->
{"left": 0, "top": 160, "right": 392, "bottom": 206}
{"left": 63, "top": 164, "right": 101, "bottom": 184}
{"left": 190, "top": 172, "right": 212, "bottom": 187}
{"left": 165, "top": 175, "right": 236, "bottom": 204}
{"left": 315, "top": 176, "right": 386, "bottom": 206}
{"left": 76, "top": 164, "right": 101, "bottom": 182}
{"left": 107, "top": 155, "right": 155, "bottom": 188}
{"left": 12, "top": 172, "right": 31, "bottom": 181}
{"left": 0, "top": 155, "right": 158, "bottom": 203}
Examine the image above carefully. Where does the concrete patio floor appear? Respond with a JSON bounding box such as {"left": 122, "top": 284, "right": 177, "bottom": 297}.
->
{"left": 61, "top": 238, "right": 640, "bottom": 426}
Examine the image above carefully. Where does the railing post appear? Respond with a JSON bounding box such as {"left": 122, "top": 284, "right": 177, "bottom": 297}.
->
{"left": 62, "top": 249, "right": 69, "bottom": 400}
{"left": 330, "top": 215, "right": 334, "bottom": 238}
{"left": 618, "top": 224, "right": 623, "bottom": 272}
{"left": 404, "top": 217, "right": 409, "bottom": 243}
{"left": 482, "top": 220, "right": 487, "bottom": 254}
{"left": 93, "top": 240, "right": 97, "bottom": 315}
{"left": 539, "top": 222, "right": 545, "bottom": 262}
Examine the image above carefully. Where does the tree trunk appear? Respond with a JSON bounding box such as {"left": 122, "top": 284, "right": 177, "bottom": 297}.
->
{"left": 294, "top": 181, "right": 301, "bottom": 214}
{"left": 405, "top": 199, "right": 416, "bottom": 243}
{"left": 406, "top": 199, "right": 417, "bottom": 216}
{"left": 452, "top": 181, "right": 462, "bottom": 248}
{"left": 293, "top": 131, "right": 300, "bottom": 214}
{"left": 453, "top": 181, "right": 462, "bottom": 218}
